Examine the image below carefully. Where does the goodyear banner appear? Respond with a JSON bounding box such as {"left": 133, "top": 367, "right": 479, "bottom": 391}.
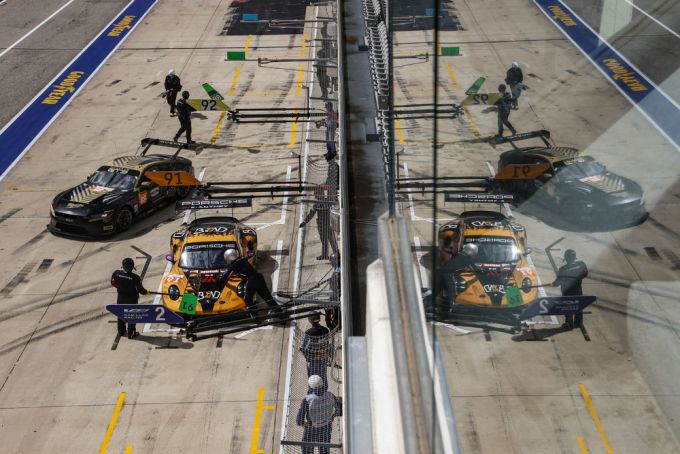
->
{"left": 534, "top": 0, "right": 680, "bottom": 150}
{"left": 0, "top": 0, "right": 158, "bottom": 179}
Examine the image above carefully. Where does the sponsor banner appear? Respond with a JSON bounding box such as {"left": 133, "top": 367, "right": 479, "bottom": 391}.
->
{"left": 534, "top": 0, "right": 680, "bottom": 150}
{"left": 519, "top": 295, "right": 597, "bottom": 319}
{"left": 176, "top": 198, "right": 253, "bottom": 210}
{"left": 445, "top": 193, "right": 514, "bottom": 203}
{"left": 106, "top": 304, "right": 184, "bottom": 324}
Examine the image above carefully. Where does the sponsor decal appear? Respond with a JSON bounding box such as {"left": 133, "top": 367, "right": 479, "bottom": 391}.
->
{"left": 164, "top": 274, "right": 183, "bottom": 283}
{"left": 41, "top": 71, "right": 85, "bottom": 105}
{"left": 91, "top": 186, "right": 113, "bottom": 194}
{"left": 139, "top": 191, "right": 149, "bottom": 205}
{"left": 192, "top": 226, "right": 233, "bottom": 234}
{"left": 602, "top": 58, "right": 649, "bottom": 92}
{"left": 108, "top": 15, "right": 136, "bottom": 37}
{"left": 547, "top": 4, "right": 576, "bottom": 26}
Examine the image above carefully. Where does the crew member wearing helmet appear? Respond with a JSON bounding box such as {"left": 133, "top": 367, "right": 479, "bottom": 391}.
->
{"left": 216, "top": 248, "right": 282, "bottom": 320}
{"left": 173, "top": 91, "right": 196, "bottom": 145}
{"left": 439, "top": 242, "right": 478, "bottom": 306}
{"left": 552, "top": 249, "right": 588, "bottom": 330}
{"left": 110, "top": 258, "right": 149, "bottom": 338}
{"left": 504, "top": 62, "right": 524, "bottom": 109}
{"left": 164, "top": 69, "right": 182, "bottom": 116}
{"left": 296, "top": 375, "right": 342, "bottom": 454}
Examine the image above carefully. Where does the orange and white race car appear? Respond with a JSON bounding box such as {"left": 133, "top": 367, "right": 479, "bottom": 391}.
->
{"left": 162, "top": 216, "right": 257, "bottom": 317}
{"left": 438, "top": 210, "right": 538, "bottom": 311}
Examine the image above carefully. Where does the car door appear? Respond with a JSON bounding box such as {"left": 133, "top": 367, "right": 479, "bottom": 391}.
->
{"left": 137, "top": 165, "right": 165, "bottom": 212}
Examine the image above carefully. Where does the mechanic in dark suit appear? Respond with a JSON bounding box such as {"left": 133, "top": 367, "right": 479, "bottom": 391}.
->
{"left": 552, "top": 249, "right": 588, "bottom": 330}
{"left": 504, "top": 62, "right": 524, "bottom": 109}
{"left": 300, "top": 184, "right": 338, "bottom": 261}
{"left": 164, "top": 69, "right": 182, "bottom": 116}
{"left": 173, "top": 91, "right": 196, "bottom": 144}
{"left": 216, "top": 249, "right": 282, "bottom": 319}
{"left": 494, "top": 84, "right": 516, "bottom": 138}
{"left": 439, "top": 242, "right": 478, "bottom": 307}
{"left": 110, "top": 258, "right": 149, "bottom": 338}
{"left": 301, "top": 312, "right": 331, "bottom": 388}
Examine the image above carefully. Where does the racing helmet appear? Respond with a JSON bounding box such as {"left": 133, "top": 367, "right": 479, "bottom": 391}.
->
{"left": 122, "top": 257, "right": 135, "bottom": 272}
{"left": 461, "top": 243, "right": 478, "bottom": 258}
{"left": 512, "top": 62, "right": 520, "bottom": 68}
{"left": 308, "top": 375, "right": 324, "bottom": 390}
{"left": 223, "top": 248, "right": 240, "bottom": 265}
{"left": 182, "top": 90, "right": 190, "bottom": 99}
{"left": 168, "top": 69, "right": 176, "bottom": 76}
{"left": 498, "top": 84, "right": 507, "bottom": 92}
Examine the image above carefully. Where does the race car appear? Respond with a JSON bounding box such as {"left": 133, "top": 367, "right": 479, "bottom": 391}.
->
{"left": 438, "top": 211, "right": 538, "bottom": 312}
{"left": 496, "top": 146, "right": 647, "bottom": 227}
{"left": 162, "top": 217, "right": 257, "bottom": 317}
{"left": 49, "top": 148, "right": 193, "bottom": 236}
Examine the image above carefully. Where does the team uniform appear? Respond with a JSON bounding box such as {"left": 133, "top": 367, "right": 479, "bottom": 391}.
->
{"left": 111, "top": 268, "right": 148, "bottom": 337}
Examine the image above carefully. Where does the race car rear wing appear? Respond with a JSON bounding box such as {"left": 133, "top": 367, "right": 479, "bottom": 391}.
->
{"left": 139, "top": 137, "right": 188, "bottom": 159}
{"left": 497, "top": 129, "right": 551, "bottom": 149}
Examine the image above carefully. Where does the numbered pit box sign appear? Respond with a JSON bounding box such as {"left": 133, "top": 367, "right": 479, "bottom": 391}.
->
{"left": 179, "top": 293, "right": 198, "bottom": 315}
{"left": 106, "top": 304, "right": 184, "bottom": 324}
{"left": 506, "top": 286, "right": 524, "bottom": 308}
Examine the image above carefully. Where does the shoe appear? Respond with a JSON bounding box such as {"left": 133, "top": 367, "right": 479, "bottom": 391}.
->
{"left": 173, "top": 136, "right": 179, "bottom": 142}
{"left": 316, "top": 255, "right": 330, "bottom": 260}
{"left": 511, "top": 129, "right": 517, "bottom": 136}
{"left": 128, "top": 331, "right": 139, "bottom": 339}
{"left": 118, "top": 331, "right": 126, "bottom": 337}
{"left": 170, "top": 113, "right": 176, "bottom": 117}
{"left": 187, "top": 140, "right": 196, "bottom": 145}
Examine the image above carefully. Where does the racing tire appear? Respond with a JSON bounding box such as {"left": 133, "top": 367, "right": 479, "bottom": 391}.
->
{"left": 114, "top": 207, "right": 134, "bottom": 232}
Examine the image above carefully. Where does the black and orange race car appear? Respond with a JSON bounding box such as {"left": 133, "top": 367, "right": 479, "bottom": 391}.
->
{"left": 438, "top": 209, "right": 538, "bottom": 314}
{"left": 162, "top": 216, "right": 257, "bottom": 317}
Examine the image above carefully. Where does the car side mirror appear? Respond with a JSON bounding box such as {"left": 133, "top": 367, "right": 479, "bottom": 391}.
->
{"left": 165, "top": 252, "right": 174, "bottom": 262}
{"left": 524, "top": 247, "right": 533, "bottom": 255}
{"left": 140, "top": 181, "right": 154, "bottom": 190}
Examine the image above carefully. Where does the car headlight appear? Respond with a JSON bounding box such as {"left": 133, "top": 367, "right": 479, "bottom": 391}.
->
{"left": 88, "top": 210, "right": 115, "bottom": 222}
{"left": 521, "top": 278, "right": 532, "bottom": 293}
{"left": 168, "top": 285, "right": 180, "bottom": 300}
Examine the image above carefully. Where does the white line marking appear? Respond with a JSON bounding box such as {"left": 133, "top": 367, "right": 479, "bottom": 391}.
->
{"left": 143, "top": 167, "right": 205, "bottom": 334}
{"left": 0, "top": 0, "right": 76, "bottom": 59}
{"left": 280, "top": 9, "right": 318, "bottom": 453}
{"left": 0, "top": 0, "right": 158, "bottom": 183}
{"left": 252, "top": 165, "right": 291, "bottom": 230}
{"left": 403, "top": 162, "right": 435, "bottom": 223}
{"left": 413, "top": 236, "right": 430, "bottom": 289}
{"left": 619, "top": 0, "right": 680, "bottom": 40}
{"left": 485, "top": 161, "right": 558, "bottom": 325}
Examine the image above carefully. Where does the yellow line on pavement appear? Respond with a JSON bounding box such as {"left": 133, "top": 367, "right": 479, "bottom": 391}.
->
{"left": 463, "top": 107, "right": 480, "bottom": 139}
{"left": 395, "top": 117, "right": 405, "bottom": 144}
{"left": 301, "top": 33, "right": 307, "bottom": 57}
{"left": 124, "top": 446, "right": 133, "bottom": 454}
{"left": 228, "top": 66, "right": 242, "bottom": 96}
{"left": 98, "top": 392, "right": 126, "bottom": 454}
{"left": 211, "top": 111, "right": 226, "bottom": 144}
{"left": 296, "top": 64, "right": 303, "bottom": 96}
{"left": 579, "top": 384, "right": 615, "bottom": 454}
{"left": 577, "top": 436, "right": 589, "bottom": 454}
{"left": 444, "top": 61, "right": 461, "bottom": 91}
{"left": 244, "top": 34, "right": 253, "bottom": 53}
{"left": 289, "top": 108, "right": 299, "bottom": 148}
{"left": 250, "top": 388, "right": 276, "bottom": 454}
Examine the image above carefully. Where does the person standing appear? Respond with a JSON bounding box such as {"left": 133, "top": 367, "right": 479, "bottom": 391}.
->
{"left": 300, "top": 313, "right": 331, "bottom": 387}
{"left": 173, "top": 91, "right": 196, "bottom": 144}
{"left": 296, "top": 375, "right": 342, "bottom": 454}
{"left": 300, "top": 185, "right": 339, "bottom": 261}
{"left": 164, "top": 69, "right": 182, "bottom": 116}
{"left": 505, "top": 62, "right": 524, "bottom": 109}
{"left": 439, "top": 242, "right": 478, "bottom": 306}
{"left": 494, "top": 84, "right": 516, "bottom": 138}
{"left": 216, "top": 249, "right": 282, "bottom": 320}
{"left": 552, "top": 249, "right": 588, "bottom": 330}
{"left": 110, "top": 258, "right": 149, "bottom": 339}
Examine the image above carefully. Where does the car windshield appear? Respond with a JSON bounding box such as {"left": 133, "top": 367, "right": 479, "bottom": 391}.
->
{"left": 555, "top": 157, "right": 606, "bottom": 179}
{"left": 88, "top": 167, "right": 139, "bottom": 190}
{"left": 465, "top": 236, "right": 521, "bottom": 263}
{"left": 179, "top": 242, "right": 237, "bottom": 270}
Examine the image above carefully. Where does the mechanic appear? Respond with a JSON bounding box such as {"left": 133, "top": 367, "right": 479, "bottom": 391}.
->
{"left": 164, "top": 69, "right": 182, "bottom": 116}
{"left": 110, "top": 258, "right": 149, "bottom": 339}
{"left": 296, "top": 375, "right": 342, "bottom": 454}
{"left": 494, "top": 84, "right": 516, "bottom": 138}
{"left": 552, "top": 249, "right": 588, "bottom": 330}
{"left": 325, "top": 149, "right": 339, "bottom": 191}
{"left": 300, "top": 185, "right": 338, "bottom": 261}
{"left": 173, "top": 91, "right": 196, "bottom": 145}
{"left": 439, "top": 243, "right": 478, "bottom": 306}
{"left": 301, "top": 312, "right": 331, "bottom": 388}
{"left": 217, "top": 249, "right": 283, "bottom": 320}
{"left": 504, "top": 62, "right": 524, "bottom": 109}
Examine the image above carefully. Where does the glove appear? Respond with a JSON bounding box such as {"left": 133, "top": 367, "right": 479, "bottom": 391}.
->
{"left": 299, "top": 222, "right": 306, "bottom": 228}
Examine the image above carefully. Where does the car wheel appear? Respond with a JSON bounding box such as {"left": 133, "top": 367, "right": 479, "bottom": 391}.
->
{"left": 114, "top": 207, "right": 134, "bottom": 232}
